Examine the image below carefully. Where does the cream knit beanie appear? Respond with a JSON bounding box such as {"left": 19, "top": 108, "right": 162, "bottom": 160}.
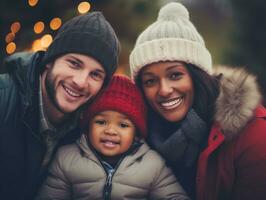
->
{"left": 130, "top": 2, "right": 212, "bottom": 81}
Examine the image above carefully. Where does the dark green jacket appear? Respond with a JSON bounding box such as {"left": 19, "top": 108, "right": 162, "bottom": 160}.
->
{"left": 0, "top": 52, "right": 80, "bottom": 200}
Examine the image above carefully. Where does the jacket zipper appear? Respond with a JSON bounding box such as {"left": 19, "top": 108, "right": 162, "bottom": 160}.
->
{"left": 103, "top": 168, "right": 115, "bottom": 200}
{"left": 88, "top": 140, "right": 143, "bottom": 199}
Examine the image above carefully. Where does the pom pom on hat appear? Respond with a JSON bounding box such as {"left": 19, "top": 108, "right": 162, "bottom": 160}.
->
{"left": 158, "top": 2, "right": 189, "bottom": 21}
{"left": 130, "top": 2, "right": 212, "bottom": 81}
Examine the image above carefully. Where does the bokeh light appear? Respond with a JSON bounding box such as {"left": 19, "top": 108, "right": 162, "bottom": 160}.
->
{"left": 41, "top": 34, "right": 53, "bottom": 48}
{"left": 31, "top": 39, "right": 42, "bottom": 51}
{"left": 5, "top": 33, "right": 16, "bottom": 43}
{"left": 10, "top": 22, "right": 21, "bottom": 33}
{"left": 28, "top": 0, "right": 38, "bottom": 7}
{"left": 34, "top": 21, "right": 45, "bottom": 34}
{"left": 50, "top": 18, "right": 62, "bottom": 30}
{"left": 78, "top": 2, "right": 91, "bottom": 14}
{"left": 6, "top": 42, "right": 16, "bottom": 54}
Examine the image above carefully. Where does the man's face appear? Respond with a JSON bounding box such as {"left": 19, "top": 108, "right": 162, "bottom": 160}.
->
{"left": 43, "top": 53, "right": 106, "bottom": 115}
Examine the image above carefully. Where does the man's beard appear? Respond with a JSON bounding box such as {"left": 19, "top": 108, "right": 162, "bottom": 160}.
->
{"left": 45, "top": 69, "right": 67, "bottom": 115}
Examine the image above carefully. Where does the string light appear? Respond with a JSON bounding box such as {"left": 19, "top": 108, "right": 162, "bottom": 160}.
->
{"left": 50, "top": 18, "right": 62, "bottom": 30}
{"left": 34, "top": 21, "right": 45, "bottom": 34}
{"left": 10, "top": 22, "right": 21, "bottom": 33}
{"left": 6, "top": 42, "right": 16, "bottom": 54}
{"left": 78, "top": 2, "right": 91, "bottom": 14}
{"left": 28, "top": 0, "right": 38, "bottom": 7}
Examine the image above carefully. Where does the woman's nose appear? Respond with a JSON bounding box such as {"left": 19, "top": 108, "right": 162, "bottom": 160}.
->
{"left": 158, "top": 80, "right": 173, "bottom": 97}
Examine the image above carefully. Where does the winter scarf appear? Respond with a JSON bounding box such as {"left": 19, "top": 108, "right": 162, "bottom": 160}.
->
{"left": 148, "top": 109, "right": 208, "bottom": 167}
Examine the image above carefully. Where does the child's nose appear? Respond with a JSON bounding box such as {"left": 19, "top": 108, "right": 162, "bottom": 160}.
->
{"left": 104, "top": 127, "right": 118, "bottom": 135}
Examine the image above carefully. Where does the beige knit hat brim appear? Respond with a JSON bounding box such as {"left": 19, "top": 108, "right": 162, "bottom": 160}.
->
{"left": 130, "top": 38, "right": 212, "bottom": 81}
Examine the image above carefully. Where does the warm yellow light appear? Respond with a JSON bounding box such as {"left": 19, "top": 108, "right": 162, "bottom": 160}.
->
{"left": 31, "top": 39, "right": 43, "bottom": 51}
{"left": 78, "top": 2, "right": 91, "bottom": 14}
{"left": 10, "top": 22, "right": 21, "bottom": 33}
{"left": 5, "top": 32, "right": 16, "bottom": 43}
{"left": 6, "top": 42, "right": 16, "bottom": 54}
{"left": 115, "top": 66, "right": 126, "bottom": 75}
{"left": 34, "top": 21, "right": 45, "bottom": 34}
{"left": 41, "top": 34, "right": 53, "bottom": 48}
{"left": 28, "top": 0, "right": 38, "bottom": 7}
{"left": 50, "top": 18, "right": 62, "bottom": 30}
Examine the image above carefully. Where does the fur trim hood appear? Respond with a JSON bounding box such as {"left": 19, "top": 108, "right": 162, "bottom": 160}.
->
{"left": 213, "top": 66, "right": 262, "bottom": 139}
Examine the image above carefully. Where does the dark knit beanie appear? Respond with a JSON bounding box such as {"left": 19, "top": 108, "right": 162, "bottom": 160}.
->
{"left": 43, "top": 12, "right": 120, "bottom": 82}
{"left": 81, "top": 75, "right": 147, "bottom": 138}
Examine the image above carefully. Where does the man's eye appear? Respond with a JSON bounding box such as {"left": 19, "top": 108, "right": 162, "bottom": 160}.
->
{"left": 91, "top": 71, "right": 104, "bottom": 81}
{"left": 68, "top": 60, "right": 80, "bottom": 68}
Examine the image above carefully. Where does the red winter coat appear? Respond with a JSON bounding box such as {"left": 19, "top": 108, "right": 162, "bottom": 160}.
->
{"left": 196, "top": 67, "right": 266, "bottom": 200}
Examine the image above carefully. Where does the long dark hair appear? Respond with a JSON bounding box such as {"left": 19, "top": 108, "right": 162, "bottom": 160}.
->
{"left": 136, "top": 63, "right": 220, "bottom": 125}
{"left": 185, "top": 64, "right": 220, "bottom": 124}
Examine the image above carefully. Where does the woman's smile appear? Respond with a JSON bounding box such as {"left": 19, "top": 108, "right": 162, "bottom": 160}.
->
{"left": 159, "top": 96, "right": 184, "bottom": 110}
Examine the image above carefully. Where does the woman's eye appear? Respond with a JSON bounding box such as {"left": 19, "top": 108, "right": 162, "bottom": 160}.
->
{"left": 143, "top": 79, "right": 156, "bottom": 87}
{"left": 169, "top": 72, "right": 182, "bottom": 80}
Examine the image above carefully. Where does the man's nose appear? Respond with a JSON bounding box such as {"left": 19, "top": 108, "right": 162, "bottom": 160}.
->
{"left": 72, "top": 70, "right": 88, "bottom": 89}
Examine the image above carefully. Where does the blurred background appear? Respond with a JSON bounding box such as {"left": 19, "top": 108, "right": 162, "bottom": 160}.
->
{"left": 0, "top": 0, "right": 265, "bottom": 104}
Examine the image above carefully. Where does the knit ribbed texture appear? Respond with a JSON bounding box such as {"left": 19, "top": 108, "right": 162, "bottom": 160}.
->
{"left": 130, "top": 2, "right": 212, "bottom": 81}
{"left": 43, "top": 12, "right": 120, "bottom": 82}
{"left": 81, "top": 75, "right": 147, "bottom": 138}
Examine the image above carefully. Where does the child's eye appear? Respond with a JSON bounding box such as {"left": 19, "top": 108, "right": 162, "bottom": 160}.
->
{"left": 120, "top": 122, "right": 129, "bottom": 128}
{"left": 95, "top": 119, "right": 106, "bottom": 125}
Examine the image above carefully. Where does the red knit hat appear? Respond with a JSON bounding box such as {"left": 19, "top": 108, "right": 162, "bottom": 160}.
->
{"left": 81, "top": 75, "right": 147, "bottom": 138}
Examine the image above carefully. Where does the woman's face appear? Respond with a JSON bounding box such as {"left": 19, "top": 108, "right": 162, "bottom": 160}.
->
{"left": 140, "top": 61, "right": 194, "bottom": 122}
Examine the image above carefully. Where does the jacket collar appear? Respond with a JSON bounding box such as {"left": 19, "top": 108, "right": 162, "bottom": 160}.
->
{"left": 4, "top": 51, "right": 45, "bottom": 117}
{"left": 4, "top": 51, "right": 45, "bottom": 136}
{"left": 213, "top": 66, "right": 262, "bottom": 139}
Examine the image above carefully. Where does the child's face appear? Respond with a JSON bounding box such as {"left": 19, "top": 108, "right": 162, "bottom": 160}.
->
{"left": 88, "top": 110, "right": 136, "bottom": 157}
